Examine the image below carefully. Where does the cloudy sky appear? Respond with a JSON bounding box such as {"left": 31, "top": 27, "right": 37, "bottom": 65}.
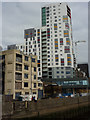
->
{"left": 1, "top": 2, "right": 88, "bottom": 64}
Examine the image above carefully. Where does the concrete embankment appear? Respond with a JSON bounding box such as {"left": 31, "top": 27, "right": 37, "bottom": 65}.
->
{"left": 2, "top": 95, "right": 90, "bottom": 119}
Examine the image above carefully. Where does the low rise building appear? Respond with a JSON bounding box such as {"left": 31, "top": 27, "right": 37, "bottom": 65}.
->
{"left": 0, "top": 49, "right": 43, "bottom": 99}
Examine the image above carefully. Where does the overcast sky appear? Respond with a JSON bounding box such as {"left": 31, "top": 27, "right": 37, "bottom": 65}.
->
{"left": 1, "top": 2, "right": 88, "bottom": 64}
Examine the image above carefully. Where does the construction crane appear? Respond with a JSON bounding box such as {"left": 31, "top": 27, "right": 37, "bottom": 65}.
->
{"left": 74, "top": 40, "right": 86, "bottom": 46}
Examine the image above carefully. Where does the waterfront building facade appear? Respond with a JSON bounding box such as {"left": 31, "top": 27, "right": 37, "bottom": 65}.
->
{"left": 0, "top": 49, "right": 43, "bottom": 99}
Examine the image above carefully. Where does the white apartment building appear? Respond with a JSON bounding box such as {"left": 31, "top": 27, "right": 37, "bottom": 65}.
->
{"left": 24, "top": 2, "right": 75, "bottom": 80}
{"left": 24, "top": 28, "right": 42, "bottom": 80}
{"left": 41, "top": 2, "right": 75, "bottom": 79}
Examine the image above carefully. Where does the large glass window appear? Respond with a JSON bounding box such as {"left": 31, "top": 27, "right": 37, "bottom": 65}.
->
{"left": 34, "top": 83, "right": 36, "bottom": 88}
{"left": 61, "top": 58, "right": 64, "bottom": 66}
{"left": 65, "top": 46, "right": 70, "bottom": 53}
{"left": 66, "top": 38, "right": 70, "bottom": 45}
{"left": 42, "top": 7, "right": 46, "bottom": 26}
{"left": 24, "top": 82, "right": 28, "bottom": 87}
{"left": 65, "top": 23, "right": 69, "bottom": 29}
{"left": 34, "top": 75, "right": 36, "bottom": 80}
{"left": 55, "top": 54, "right": 58, "bottom": 62}
{"left": 24, "top": 73, "right": 28, "bottom": 79}
{"left": 34, "top": 67, "right": 36, "bottom": 72}
{"left": 63, "top": 15, "right": 68, "bottom": 22}
{"left": 32, "top": 58, "right": 35, "bottom": 62}
{"left": 25, "top": 56, "right": 28, "bottom": 61}
{"left": 55, "top": 39, "right": 58, "bottom": 49}
{"left": 64, "top": 30, "right": 69, "bottom": 37}
{"left": 67, "top": 54, "right": 71, "bottom": 65}
{"left": 54, "top": 23, "right": 57, "bottom": 30}
{"left": 60, "top": 38, "right": 63, "bottom": 45}
{"left": 24, "top": 65, "right": 28, "bottom": 70}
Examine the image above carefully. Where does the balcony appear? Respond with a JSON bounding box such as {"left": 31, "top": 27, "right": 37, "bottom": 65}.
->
{"left": 42, "top": 60, "right": 47, "bottom": 63}
{"left": 15, "top": 82, "right": 22, "bottom": 89}
{"left": 42, "top": 73, "right": 48, "bottom": 76}
{"left": 42, "top": 41, "right": 46, "bottom": 44}
{"left": 16, "top": 58, "right": 22, "bottom": 63}
{"left": 42, "top": 68, "right": 48, "bottom": 71}
{"left": 42, "top": 56, "right": 47, "bottom": 59}
{"left": 15, "top": 73, "right": 22, "bottom": 80}
{"left": 16, "top": 54, "right": 22, "bottom": 63}
{"left": 42, "top": 52, "right": 47, "bottom": 55}
{"left": 16, "top": 63, "right": 22, "bottom": 71}
{"left": 42, "top": 44, "right": 47, "bottom": 48}
{"left": 42, "top": 49, "right": 47, "bottom": 52}
{"left": 42, "top": 64, "right": 47, "bottom": 67}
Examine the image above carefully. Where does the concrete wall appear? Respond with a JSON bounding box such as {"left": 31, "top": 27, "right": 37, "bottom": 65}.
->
{"left": 2, "top": 95, "right": 90, "bottom": 119}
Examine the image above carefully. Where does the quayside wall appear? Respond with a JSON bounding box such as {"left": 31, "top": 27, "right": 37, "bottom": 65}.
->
{"left": 2, "top": 95, "right": 90, "bottom": 119}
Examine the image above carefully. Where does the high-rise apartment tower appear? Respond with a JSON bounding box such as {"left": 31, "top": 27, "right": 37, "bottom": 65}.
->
{"left": 24, "top": 3, "right": 75, "bottom": 80}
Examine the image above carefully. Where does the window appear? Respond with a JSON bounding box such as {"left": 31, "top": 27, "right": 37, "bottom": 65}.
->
{"left": 25, "top": 92, "right": 29, "bottom": 95}
{"left": 24, "top": 73, "right": 28, "bottom": 79}
{"left": 37, "top": 37, "right": 40, "bottom": 43}
{"left": 24, "top": 82, "right": 28, "bottom": 87}
{"left": 57, "top": 71, "right": 59, "bottom": 74}
{"left": 48, "top": 55, "right": 50, "bottom": 57}
{"left": 48, "top": 63, "right": 50, "bottom": 66}
{"left": 48, "top": 51, "right": 50, "bottom": 53}
{"left": 38, "top": 68, "right": 40, "bottom": 71}
{"left": 65, "top": 23, "right": 69, "bottom": 29}
{"left": 65, "top": 46, "right": 70, "bottom": 53}
{"left": 61, "top": 71, "right": 64, "bottom": 74}
{"left": 32, "top": 58, "right": 35, "bottom": 62}
{"left": 67, "top": 54, "right": 71, "bottom": 65}
{"left": 61, "top": 58, "right": 64, "bottom": 66}
{"left": 34, "top": 75, "right": 36, "bottom": 79}
{"left": 55, "top": 35, "right": 57, "bottom": 37}
{"left": 63, "top": 15, "right": 68, "bottom": 22}
{"left": 34, "top": 83, "right": 36, "bottom": 88}
{"left": 57, "top": 76, "right": 59, "bottom": 78}
{"left": 24, "top": 65, "right": 28, "bottom": 70}
{"left": 55, "top": 39, "right": 58, "bottom": 49}
{"left": 47, "top": 11, "right": 49, "bottom": 13}
{"left": 55, "top": 54, "right": 58, "bottom": 62}
{"left": 66, "top": 71, "right": 71, "bottom": 74}
{"left": 48, "top": 59, "right": 50, "bottom": 61}
{"left": 66, "top": 38, "right": 70, "bottom": 45}
{"left": 54, "top": 23, "right": 57, "bottom": 30}
{"left": 47, "top": 28, "right": 50, "bottom": 38}
{"left": 34, "top": 67, "right": 36, "bottom": 72}
{"left": 38, "top": 83, "right": 42, "bottom": 87}
{"left": 25, "top": 56, "right": 28, "bottom": 61}
{"left": 60, "top": 38, "right": 63, "bottom": 45}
